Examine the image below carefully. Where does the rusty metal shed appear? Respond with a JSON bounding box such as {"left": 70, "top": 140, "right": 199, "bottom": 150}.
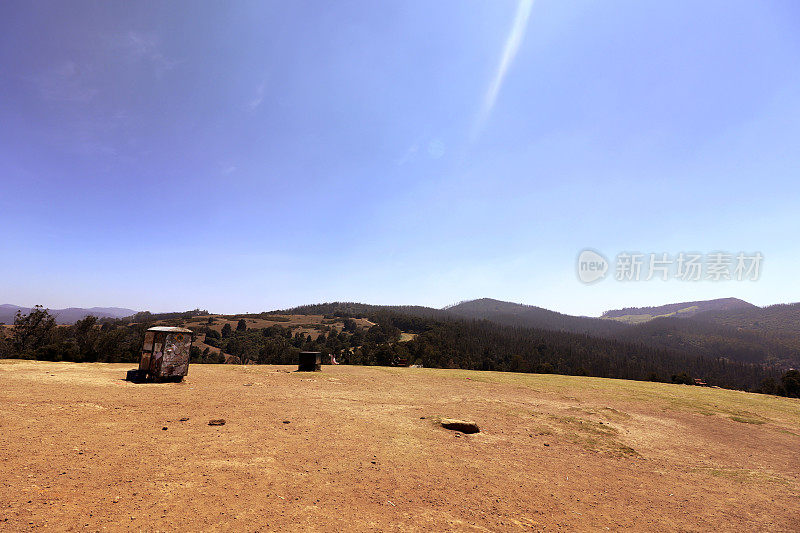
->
{"left": 127, "top": 326, "right": 193, "bottom": 382}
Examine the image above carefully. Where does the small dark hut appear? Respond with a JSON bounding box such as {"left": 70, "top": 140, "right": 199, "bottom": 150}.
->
{"left": 298, "top": 351, "right": 322, "bottom": 372}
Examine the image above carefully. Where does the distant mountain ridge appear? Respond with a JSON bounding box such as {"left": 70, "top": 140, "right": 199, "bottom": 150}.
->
{"left": 277, "top": 298, "right": 795, "bottom": 388}
{"left": 601, "top": 298, "right": 756, "bottom": 323}
{"left": 444, "top": 298, "right": 625, "bottom": 336}
{"left": 439, "top": 297, "right": 798, "bottom": 366}
{"left": 0, "top": 304, "right": 137, "bottom": 325}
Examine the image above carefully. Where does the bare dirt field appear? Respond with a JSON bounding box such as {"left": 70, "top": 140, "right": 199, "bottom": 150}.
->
{"left": 1, "top": 361, "right": 798, "bottom": 531}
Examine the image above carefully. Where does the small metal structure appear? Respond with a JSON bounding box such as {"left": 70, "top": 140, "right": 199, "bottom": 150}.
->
{"left": 298, "top": 351, "right": 322, "bottom": 372}
{"left": 127, "top": 326, "right": 193, "bottom": 382}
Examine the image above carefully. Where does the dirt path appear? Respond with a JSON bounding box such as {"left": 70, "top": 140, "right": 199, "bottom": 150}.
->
{"left": 1, "top": 361, "right": 798, "bottom": 531}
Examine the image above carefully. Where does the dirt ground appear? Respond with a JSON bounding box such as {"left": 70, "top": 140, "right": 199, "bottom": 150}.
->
{"left": 1, "top": 361, "right": 798, "bottom": 532}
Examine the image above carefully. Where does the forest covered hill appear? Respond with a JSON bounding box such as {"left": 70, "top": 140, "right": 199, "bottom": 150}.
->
{"left": 2, "top": 298, "right": 799, "bottom": 396}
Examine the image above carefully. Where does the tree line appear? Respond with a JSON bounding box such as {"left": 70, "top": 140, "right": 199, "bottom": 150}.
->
{"left": 0, "top": 306, "right": 145, "bottom": 363}
{"left": 2, "top": 305, "right": 798, "bottom": 397}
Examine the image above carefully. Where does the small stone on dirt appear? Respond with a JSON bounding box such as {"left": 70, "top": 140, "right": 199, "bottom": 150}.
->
{"left": 282, "top": 420, "right": 291, "bottom": 424}
{"left": 208, "top": 419, "right": 226, "bottom": 426}
{"left": 179, "top": 417, "right": 189, "bottom": 422}
{"left": 440, "top": 418, "right": 480, "bottom": 434}
{"left": 162, "top": 427, "right": 167, "bottom": 431}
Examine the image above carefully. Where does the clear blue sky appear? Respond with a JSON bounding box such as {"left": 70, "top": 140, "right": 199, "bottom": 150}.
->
{"left": 2, "top": 1, "right": 799, "bottom": 315}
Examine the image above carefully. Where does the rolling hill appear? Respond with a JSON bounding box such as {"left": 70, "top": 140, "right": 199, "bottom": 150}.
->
{"left": 444, "top": 298, "right": 625, "bottom": 335}
{"left": 0, "top": 304, "right": 138, "bottom": 325}
{"left": 436, "top": 298, "right": 800, "bottom": 368}
{"left": 601, "top": 297, "right": 756, "bottom": 323}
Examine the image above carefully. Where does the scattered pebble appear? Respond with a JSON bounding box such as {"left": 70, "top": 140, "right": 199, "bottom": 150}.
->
{"left": 208, "top": 419, "right": 226, "bottom": 426}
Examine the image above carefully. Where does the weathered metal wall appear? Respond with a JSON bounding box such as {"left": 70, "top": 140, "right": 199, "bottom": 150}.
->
{"left": 161, "top": 332, "right": 191, "bottom": 377}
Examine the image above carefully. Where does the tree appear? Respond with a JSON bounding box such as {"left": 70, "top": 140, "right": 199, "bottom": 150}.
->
{"left": 782, "top": 370, "right": 800, "bottom": 398}
{"left": 74, "top": 315, "right": 99, "bottom": 358}
{"left": 0, "top": 326, "right": 15, "bottom": 357}
{"left": 758, "top": 377, "right": 783, "bottom": 396}
{"left": 221, "top": 323, "right": 232, "bottom": 339}
{"left": 190, "top": 345, "right": 202, "bottom": 363}
{"left": 237, "top": 319, "right": 247, "bottom": 332}
{"left": 12, "top": 306, "right": 56, "bottom": 357}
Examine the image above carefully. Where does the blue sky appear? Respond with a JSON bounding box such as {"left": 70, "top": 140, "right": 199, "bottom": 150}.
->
{"left": 2, "top": 1, "right": 799, "bottom": 315}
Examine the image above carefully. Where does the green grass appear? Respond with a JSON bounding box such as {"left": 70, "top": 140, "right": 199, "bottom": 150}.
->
{"left": 540, "top": 414, "right": 641, "bottom": 456}
{"left": 694, "top": 467, "right": 790, "bottom": 486}
{"left": 603, "top": 305, "right": 702, "bottom": 324}
{"left": 729, "top": 415, "right": 767, "bottom": 425}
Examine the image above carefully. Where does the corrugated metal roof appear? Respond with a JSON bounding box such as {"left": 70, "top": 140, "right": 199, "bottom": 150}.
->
{"left": 147, "top": 326, "right": 193, "bottom": 333}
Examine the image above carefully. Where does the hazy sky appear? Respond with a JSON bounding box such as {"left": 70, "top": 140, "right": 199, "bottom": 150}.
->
{"left": 2, "top": 1, "right": 799, "bottom": 316}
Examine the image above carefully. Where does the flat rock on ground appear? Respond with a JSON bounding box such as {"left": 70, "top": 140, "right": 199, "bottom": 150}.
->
{"left": 440, "top": 418, "right": 480, "bottom": 433}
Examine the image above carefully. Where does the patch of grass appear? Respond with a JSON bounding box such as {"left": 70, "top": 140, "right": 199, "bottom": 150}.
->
{"left": 695, "top": 467, "right": 790, "bottom": 487}
{"left": 729, "top": 415, "right": 766, "bottom": 425}
{"left": 542, "top": 414, "right": 640, "bottom": 457}
{"left": 567, "top": 406, "right": 631, "bottom": 421}
{"left": 605, "top": 314, "right": 656, "bottom": 324}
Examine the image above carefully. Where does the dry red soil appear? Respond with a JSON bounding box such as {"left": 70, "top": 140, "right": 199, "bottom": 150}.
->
{"left": 1, "top": 361, "right": 798, "bottom": 531}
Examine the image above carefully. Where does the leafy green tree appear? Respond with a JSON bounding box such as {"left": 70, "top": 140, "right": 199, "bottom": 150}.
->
{"left": 12, "top": 306, "right": 56, "bottom": 358}
{"left": 0, "top": 328, "right": 11, "bottom": 356}
{"left": 782, "top": 370, "right": 800, "bottom": 398}
{"left": 237, "top": 319, "right": 247, "bottom": 332}
{"left": 671, "top": 373, "right": 694, "bottom": 385}
{"left": 758, "top": 377, "right": 783, "bottom": 396}
{"left": 74, "top": 315, "right": 99, "bottom": 358}
{"left": 190, "top": 345, "right": 202, "bottom": 363}
{"left": 221, "top": 323, "right": 232, "bottom": 339}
